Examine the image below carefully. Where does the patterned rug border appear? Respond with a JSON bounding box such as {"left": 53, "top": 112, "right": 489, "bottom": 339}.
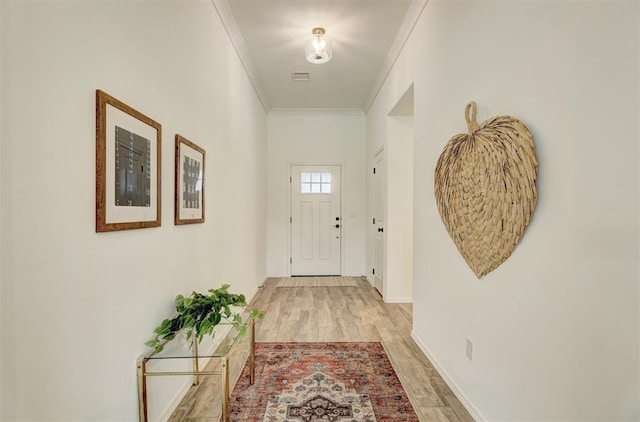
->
{"left": 229, "top": 341, "right": 419, "bottom": 421}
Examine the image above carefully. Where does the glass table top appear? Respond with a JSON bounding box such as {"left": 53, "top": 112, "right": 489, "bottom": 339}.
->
{"left": 142, "top": 309, "right": 254, "bottom": 361}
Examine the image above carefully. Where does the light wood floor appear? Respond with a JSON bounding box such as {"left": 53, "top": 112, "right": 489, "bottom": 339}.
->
{"left": 169, "top": 276, "right": 475, "bottom": 422}
{"left": 249, "top": 276, "right": 474, "bottom": 422}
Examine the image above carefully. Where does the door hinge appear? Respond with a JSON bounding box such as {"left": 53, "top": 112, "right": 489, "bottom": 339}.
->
{"left": 290, "top": 217, "right": 292, "bottom": 223}
{"left": 373, "top": 167, "right": 376, "bottom": 174}
{"left": 289, "top": 176, "right": 292, "bottom": 183}
{"left": 372, "top": 218, "right": 376, "bottom": 224}
{"left": 372, "top": 268, "right": 375, "bottom": 275}
{"left": 290, "top": 257, "right": 292, "bottom": 264}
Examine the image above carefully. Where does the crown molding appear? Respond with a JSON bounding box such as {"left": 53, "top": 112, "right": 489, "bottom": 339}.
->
{"left": 362, "top": 0, "right": 428, "bottom": 113}
{"left": 211, "top": 0, "right": 270, "bottom": 113}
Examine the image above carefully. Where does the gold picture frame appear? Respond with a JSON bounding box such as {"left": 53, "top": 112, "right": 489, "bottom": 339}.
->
{"left": 174, "top": 134, "right": 205, "bottom": 225}
{"left": 95, "top": 89, "right": 162, "bottom": 232}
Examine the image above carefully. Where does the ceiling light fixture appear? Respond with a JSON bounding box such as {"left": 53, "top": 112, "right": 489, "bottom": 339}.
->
{"left": 305, "top": 27, "right": 332, "bottom": 64}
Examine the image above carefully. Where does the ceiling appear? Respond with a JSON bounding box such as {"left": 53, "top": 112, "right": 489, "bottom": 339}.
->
{"left": 214, "top": 0, "right": 426, "bottom": 112}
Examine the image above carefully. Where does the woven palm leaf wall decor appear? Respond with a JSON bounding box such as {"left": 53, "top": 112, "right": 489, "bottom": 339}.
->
{"left": 434, "top": 102, "right": 538, "bottom": 278}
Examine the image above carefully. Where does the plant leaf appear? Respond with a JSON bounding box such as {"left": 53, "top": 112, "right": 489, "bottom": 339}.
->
{"left": 145, "top": 284, "right": 264, "bottom": 352}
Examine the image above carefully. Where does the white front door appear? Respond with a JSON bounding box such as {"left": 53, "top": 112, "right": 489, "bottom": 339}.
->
{"left": 291, "top": 165, "right": 341, "bottom": 276}
{"left": 373, "top": 150, "right": 385, "bottom": 294}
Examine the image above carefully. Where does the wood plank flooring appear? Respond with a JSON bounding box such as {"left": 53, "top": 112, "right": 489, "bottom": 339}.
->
{"left": 169, "top": 276, "right": 475, "bottom": 422}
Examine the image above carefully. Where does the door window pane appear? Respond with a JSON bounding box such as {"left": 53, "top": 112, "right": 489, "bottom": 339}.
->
{"left": 300, "top": 172, "right": 331, "bottom": 194}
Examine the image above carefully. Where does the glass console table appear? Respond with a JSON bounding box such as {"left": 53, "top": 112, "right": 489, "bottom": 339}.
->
{"left": 136, "top": 314, "right": 255, "bottom": 422}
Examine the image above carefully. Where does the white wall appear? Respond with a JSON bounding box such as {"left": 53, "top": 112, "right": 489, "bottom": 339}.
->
{"left": 0, "top": 1, "right": 5, "bottom": 418}
{"left": 267, "top": 112, "right": 366, "bottom": 277}
{"left": 384, "top": 115, "right": 414, "bottom": 302}
{"left": 367, "top": 0, "right": 639, "bottom": 420}
{"left": 0, "top": 1, "right": 267, "bottom": 420}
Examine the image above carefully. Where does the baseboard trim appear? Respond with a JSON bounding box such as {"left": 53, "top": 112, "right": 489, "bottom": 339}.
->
{"left": 410, "top": 330, "right": 484, "bottom": 421}
{"left": 383, "top": 297, "right": 413, "bottom": 304}
{"left": 246, "top": 281, "right": 262, "bottom": 304}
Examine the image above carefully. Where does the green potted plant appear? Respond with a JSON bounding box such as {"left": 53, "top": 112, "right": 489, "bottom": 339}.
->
{"left": 145, "top": 284, "right": 264, "bottom": 354}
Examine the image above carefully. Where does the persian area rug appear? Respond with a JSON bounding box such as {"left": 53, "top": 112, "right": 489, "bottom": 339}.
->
{"left": 229, "top": 342, "right": 418, "bottom": 421}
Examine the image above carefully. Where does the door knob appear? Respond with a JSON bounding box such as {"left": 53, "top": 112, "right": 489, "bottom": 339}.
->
{"left": 378, "top": 227, "right": 384, "bottom": 232}
{"left": 335, "top": 224, "right": 340, "bottom": 229}
{"left": 335, "top": 217, "right": 340, "bottom": 221}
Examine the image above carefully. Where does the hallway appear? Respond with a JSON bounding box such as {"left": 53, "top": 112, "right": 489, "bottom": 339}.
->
{"left": 2, "top": 2, "right": 638, "bottom": 420}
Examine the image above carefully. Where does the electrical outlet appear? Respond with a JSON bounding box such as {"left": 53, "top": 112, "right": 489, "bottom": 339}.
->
{"left": 466, "top": 338, "right": 474, "bottom": 361}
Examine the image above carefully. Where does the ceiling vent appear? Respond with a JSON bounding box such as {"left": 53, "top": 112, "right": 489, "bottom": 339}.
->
{"left": 292, "top": 72, "right": 311, "bottom": 81}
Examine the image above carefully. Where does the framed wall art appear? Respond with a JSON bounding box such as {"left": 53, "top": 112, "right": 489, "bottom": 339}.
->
{"left": 95, "top": 89, "right": 162, "bottom": 232}
{"left": 174, "top": 134, "right": 205, "bottom": 225}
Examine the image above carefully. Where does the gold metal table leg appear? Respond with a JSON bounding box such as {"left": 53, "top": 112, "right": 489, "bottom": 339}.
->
{"left": 249, "top": 319, "right": 255, "bottom": 385}
{"left": 221, "top": 356, "right": 230, "bottom": 422}
{"left": 192, "top": 333, "right": 200, "bottom": 386}
{"left": 136, "top": 357, "right": 148, "bottom": 422}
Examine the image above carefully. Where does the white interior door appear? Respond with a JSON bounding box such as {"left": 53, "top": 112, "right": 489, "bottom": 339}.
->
{"left": 373, "top": 150, "right": 385, "bottom": 294}
{"left": 291, "top": 165, "right": 341, "bottom": 276}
